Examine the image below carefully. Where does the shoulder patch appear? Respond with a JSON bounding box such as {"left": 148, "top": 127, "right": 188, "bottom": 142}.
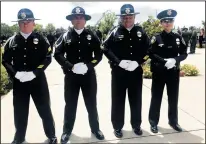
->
{"left": 151, "top": 36, "right": 156, "bottom": 44}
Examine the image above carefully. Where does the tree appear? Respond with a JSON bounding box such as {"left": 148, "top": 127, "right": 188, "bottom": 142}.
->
{"left": 56, "top": 27, "right": 66, "bottom": 35}
{"left": 45, "top": 23, "right": 56, "bottom": 35}
{"left": 10, "top": 24, "right": 19, "bottom": 33}
{"left": 98, "top": 12, "right": 117, "bottom": 39}
{"left": 1, "top": 23, "right": 13, "bottom": 37}
{"left": 141, "top": 16, "right": 163, "bottom": 38}
{"left": 34, "top": 23, "right": 43, "bottom": 34}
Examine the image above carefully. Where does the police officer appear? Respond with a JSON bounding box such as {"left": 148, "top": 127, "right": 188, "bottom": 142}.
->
{"left": 47, "top": 32, "right": 55, "bottom": 52}
{"left": 2, "top": 8, "right": 57, "bottom": 144}
{"left": 95, "top": 26, "right": 103, "bottom": 42}
{"left": 102, "top": 4, "right": 150, "bottom": 138}
{"left": 53, "top": 6, "right": 104, "bottom": 143}
{"left": 182, "top": 27, "right": 190, "bottom": 49}
{"left": 199, "top": 28, "right": 205, "bottom": 48}
{"left": 189, "top": 27, "right": 197, "bottom": 54}
{"left": 148, "top": 9, "right": 187, "bottom": 133}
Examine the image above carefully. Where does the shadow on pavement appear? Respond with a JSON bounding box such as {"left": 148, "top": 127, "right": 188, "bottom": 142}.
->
{"left": 94, "top": 127, "right": 204, "bottom": 143}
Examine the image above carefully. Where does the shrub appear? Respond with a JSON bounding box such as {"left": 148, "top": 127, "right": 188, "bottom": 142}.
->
{"left": 180, "top": 64, "right": 199, "bottom": 76}
{"left": 0, "top": 47, "right": 13, "bottom": 96}
{"left": 142, "top": 63, "right": 152, "bottom": 79}
{"left": 0, "top": 65, "right": 12, "bottom": 96}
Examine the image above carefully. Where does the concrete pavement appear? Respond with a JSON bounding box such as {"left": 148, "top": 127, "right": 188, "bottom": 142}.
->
{"left": 1, "top": 48, "right": 205, "bottom": 143}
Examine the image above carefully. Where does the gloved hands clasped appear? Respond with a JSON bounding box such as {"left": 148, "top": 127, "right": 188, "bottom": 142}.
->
{"left": 72, "top": 62, "right": 88, "bottom": 75}
{"left": 15, "top": 71, "right": 36, "bottom": 82}
{"left": 164, "top": 58, "right": 176, "bottom": 69}
{"left": 118, "top": 60, "right": 139, "bottom": 71}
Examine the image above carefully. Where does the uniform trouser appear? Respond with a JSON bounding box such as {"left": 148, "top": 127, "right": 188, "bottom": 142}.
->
{"left": 63, "top": 69, "right": 100, "bottom": 134}
{"left": 13, "top": 72, "right": 55, "bottom": 142}
{"left": 199, "top": 36, "right": 203, "bottom": 48}
{"left": 149, "top": 69, "right": 180, "bottom": 126}
{"left": 190, "top": 39, "right": 197, "bottom": 53}
{"left": 111, "top": 66, "right": 143, "bottom": 130}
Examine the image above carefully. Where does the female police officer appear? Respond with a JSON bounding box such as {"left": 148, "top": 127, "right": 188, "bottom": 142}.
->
{"left": 148, "top": 9, "right": 188, "bottom": 133}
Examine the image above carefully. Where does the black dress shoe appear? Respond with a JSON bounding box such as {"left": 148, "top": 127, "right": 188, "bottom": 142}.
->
{"left": 60, "top": 132, "right": 71, "bottom": 144}
{"left": 47, "top": 137, "right": 57, "bottom": 144}
{"left": 114, "top": 129, "right": 123, "bottom": 138}
{"left": 92, "top": 130, "right": 105, "bottom": 140}
{"left": 11, "top": 139, "right": 25, "bottom": 144}
{"left": 150, "top": 125, "right": 158, "bottom": 133}
{"left": 169, "top": 123, "right": 182, "bottom": 132}
{"left": 133, "top": 127, "right": 143, "bottom": 135}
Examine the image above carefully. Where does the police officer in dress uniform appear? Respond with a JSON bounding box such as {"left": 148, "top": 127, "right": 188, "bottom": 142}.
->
{"left": 2, "top": 8, "right": 57, "bottom": 144}
{"left": 53, "top": 6, "right": 104, "bottom": 144}
{"left": 102, "top": 4, "right": 150, "bottom": 138}
{"left": 147, "top": 9, "right": 188, "bottom": 133}
{"left": 95, "top": 26, "right": 103, "bottom": 42}
{"left": 189, "top": 27, "right": 197, "bottom": 54}
{"left": 181, "top": 27, "right": 190, "bottom": 49}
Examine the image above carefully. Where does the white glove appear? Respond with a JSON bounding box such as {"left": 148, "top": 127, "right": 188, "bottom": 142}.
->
{"left": 72, "top": 63, "right": 88, "bottom": 75}
{"left": 20, "top": 72, "right": 36, "bottom": 82}
{"left": 119, "top": 60, "right": 131, "bottom": 69}
{"left": 126, "top": 61, "right": 139, "bottom": 71}
{"left": 164, "top": 58, "right": 176, "bottom": 69}
{"left": 15, "top": 71, "right": 26, "bottom": 80}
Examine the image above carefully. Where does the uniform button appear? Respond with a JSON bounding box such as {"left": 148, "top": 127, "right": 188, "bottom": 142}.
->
{"left": 130, "top": 38, "right": 132, "bottom": 40}
{"left": 88, "top": 43, "right": 90, "bottom": 45}
{"left": 24, "top": 48, "right": 26, "bottom": 50}
{"left": 35, "top": 47, "right": 37, "bottom": 49}
{"left": 79, "top": 57, "right": 81, "bottom": 59}
{"left": 79, "top": 42, "right": 80, "bottom": 43}
{"left": 79, "top": 36, "right": 80, "bottom": 38}
{"left": 130, "top": 46, "right": 132, "bottom": 48}
{"left": 130, "top": 53, "right": 132, "bottom": 55}
{"left": 24, "top": 55, "right": 26, "bottom": 57}
{"left": 25, "top": 40, "right": 27, "bottom": 42}
{"left": 24, "top": 63, "right": 26, "bottom": 65}
{"left": 79, "top": 50, "right": 80, "bottom": 52}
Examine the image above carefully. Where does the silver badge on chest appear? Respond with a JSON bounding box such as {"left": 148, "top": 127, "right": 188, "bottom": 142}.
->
{"left": 176, "top": 38, "right": 180, "bottom": 45}
{"left": 66, "top": 39, "right": 71, "bottom": 43}
{"left": 137, "top": 31, "right": 142, "bottom": 37}
{"left": 118, "top": 35, "right": 124, "bottom": 39}
{"left": 33, "top": 38, "right": 39, "bottom": 44}
{"left": 87, "top": 35, "right": 92, "bottom": 40}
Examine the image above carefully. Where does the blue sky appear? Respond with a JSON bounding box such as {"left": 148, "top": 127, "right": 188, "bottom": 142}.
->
{"left": 1, "top": 2, "right": 205, "bottom": 29}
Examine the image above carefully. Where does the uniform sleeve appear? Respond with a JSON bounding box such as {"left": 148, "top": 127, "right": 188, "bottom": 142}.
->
{"left": 33, "top": 36, "right": 52, "bottom": 76}
{"left": 102, "top": 30, "right": 121, "bottom": 65}
{"left": 86, "top": 33, "right": 103, "bottom": 70}
{"left": 174, "top": 36, "right": 188, "bottom": 63}
{"left": 138, "top": 30, "right": 150, "bottom": 64}
{"left": 53, "top": 33, "right": 74, "bottom": 71}
{"left": 2, "top": 37, "right": 16, "bottom": 77}
{"left": 147, "top": 35, "right": 166, "bottom": 64}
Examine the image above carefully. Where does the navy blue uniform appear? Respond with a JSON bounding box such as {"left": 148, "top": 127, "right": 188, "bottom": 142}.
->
{"left": 103, "top": 25, "right": 150, "bottom": 130}
{"left": 2, "top": 32, "right": 56, "bottom": 142}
